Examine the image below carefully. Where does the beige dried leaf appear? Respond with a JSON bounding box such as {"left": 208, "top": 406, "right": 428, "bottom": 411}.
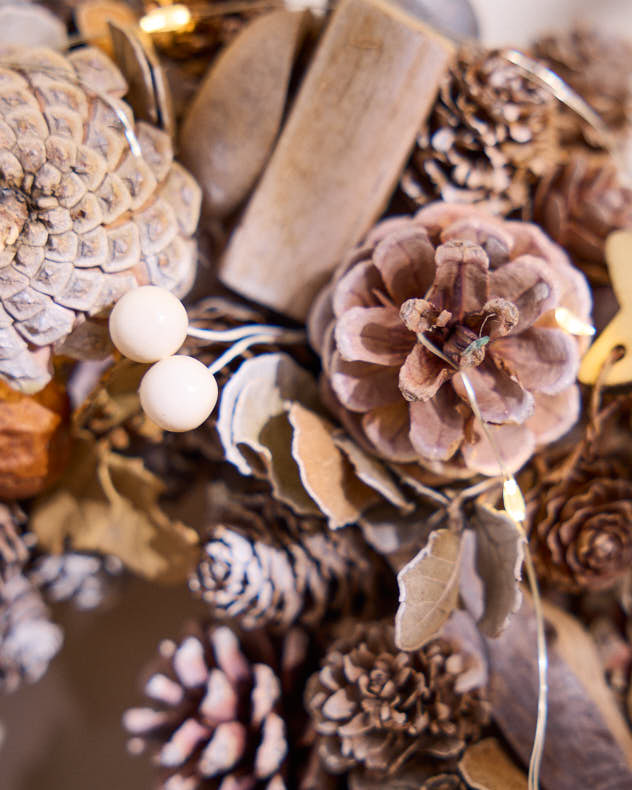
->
{"left": 333, "top": 433, "right": 412, "bottom": 511}
{"left": 458, "top": 738, "right": 527, "bottom": 790}
{"left": 0, "top": 4, "right": 67, "bottom": 49}
{"left": 471, "top": 504, "right": 523, "bottom": 638}
{"left": 395, "top": 528, "right": 462, "bottom": 651}
{"left": 289, "top": 402, "right": 379, "bottom": 529}
{"left": 257, "top": 410, "right": 321, "bottom": 516}
{"left": 30, "top": 438, "right": 198, "bottom": 582}
{"left": 217, "top": 353, "right": 319, "bottom": 475}
{"left": 180, "top": 10, "right": 310, "bottom": 217}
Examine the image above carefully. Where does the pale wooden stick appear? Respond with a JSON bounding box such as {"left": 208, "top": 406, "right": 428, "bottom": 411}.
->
{"left": 219, "top": 0, "right": 454, "bottom": 320}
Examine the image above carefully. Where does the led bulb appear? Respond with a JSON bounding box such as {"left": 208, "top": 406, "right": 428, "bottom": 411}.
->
{"left": 109, "top": 286, "right": 189, "bottom": 363}
{"left": 139, "top": 355, "right": 218, "bottom": 432}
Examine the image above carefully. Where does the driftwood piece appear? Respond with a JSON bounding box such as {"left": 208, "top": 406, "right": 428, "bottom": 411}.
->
{"left": 180, "top": 10, "right": 312, "bottom": 219}
{"left": 219, "top": 0, "right": 454, "bottom": 320}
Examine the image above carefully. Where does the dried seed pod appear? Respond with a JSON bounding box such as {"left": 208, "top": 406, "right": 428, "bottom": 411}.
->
{"left": 0, "top": 378, "right": 71, "bottom": 499}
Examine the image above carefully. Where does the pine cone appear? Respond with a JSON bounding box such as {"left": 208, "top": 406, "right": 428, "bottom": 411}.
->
{"left": 0, "top": 502, "right": 62, "bottom": 693}
{"left": 0, "top": 502, "right": 29, "bottom": 577}
{"left": 305, "top": 621, "right": 489, "bottom": 776}
{"left": 350, "top": 766, "right": 466, "bottom": 790}
{"left": 399, "top": 47, "right": 560, "bottom": 215}
{"left": 124, "top": 623, "right": 311, "bottom": 789}
{"left": 309, "top": 203, "right": 590, "bottom": 477}
{"left": 29, "top": 552, "right": 123, "bottom": 611}
{"left": 0, "top": 46, "right": 201, "bottom": 393}
{"left": 530, "top": 458, "right": 632, "bottom": 592}
{"left": 532, "top": 26, "right": 632, "bottom": 137}
{"left": 532, "top": 152, "right": 632, "bottom": 285}
{"left": 190, "top": 484, "right": 391, "bottom": 630}
{"left": 1, "top": 571, "right": 63, "bottom": 693}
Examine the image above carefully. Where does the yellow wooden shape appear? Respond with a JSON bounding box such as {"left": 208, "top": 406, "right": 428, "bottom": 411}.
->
{"left": 579, "top": 230, "right": 632, "bottom": 385}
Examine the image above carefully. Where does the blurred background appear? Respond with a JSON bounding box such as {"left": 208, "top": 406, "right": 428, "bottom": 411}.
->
{"left": 1, "top": 1, "right": 632, "bottom": 789}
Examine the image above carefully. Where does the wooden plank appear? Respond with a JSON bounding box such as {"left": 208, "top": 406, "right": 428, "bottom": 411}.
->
{"left": 219, "top": 0, "right": 454, "bottom": 320}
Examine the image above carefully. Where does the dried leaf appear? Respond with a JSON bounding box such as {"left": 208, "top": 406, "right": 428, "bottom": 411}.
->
{"left": 289, "top": 402, "right": 379, "bottom": 529}
{"left": 333, "top": 433, "right": 412, "bottom": 511}
{"left": 487, "top": 596, "right": 632, "bottom": 790}
{"left": 471, "top": 504, "right": 523, "bottom": 637}
{"left": 217, "top": 353, "right": 319, "bottom": 476}
{"left": 395, "top": 528, "right": 462, "bottom": 651}
{"left": 0, "top": 4, "right": 67, "bottom": 49}
{"left": 180, "top": 10, "right": 310, "bottom": 216}
{"left": 31, "top": 438, "right": 198, "bottom": 582}
{"left": 359, "top": 502, "right": 435, "bottom": 570}
{"left": 257, "top": 410, "right": 320, "bottom": 517}
{"left": 458, "top": 738, "right": 527, "bottom": 790}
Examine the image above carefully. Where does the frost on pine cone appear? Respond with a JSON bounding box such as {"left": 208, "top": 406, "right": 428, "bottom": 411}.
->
{"left": 124, "top": 623, "right": 309, "bottom": 790}
{"left": 190, "top": 485, "right": 391, "bottom": 630}
{"left": 0, "top": 46, "right": 201, "bottom": 393}
{"left": 309, "top": 203, "right": 591, "bottom": 477}
{"left": 399, "top": 46, "right": 559, "bottom": 215}
{"left": 305, "top": 622, "right": 489, "bottom": 776}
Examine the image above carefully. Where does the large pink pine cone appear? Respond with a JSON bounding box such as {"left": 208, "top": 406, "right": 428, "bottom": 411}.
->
{"left": 308, "top": 204, "right": 591, "bottom": 477}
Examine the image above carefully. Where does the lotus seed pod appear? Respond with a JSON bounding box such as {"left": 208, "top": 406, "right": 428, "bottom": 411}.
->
{"left": 0, "top": 46, "right": 201, "bottom": 393}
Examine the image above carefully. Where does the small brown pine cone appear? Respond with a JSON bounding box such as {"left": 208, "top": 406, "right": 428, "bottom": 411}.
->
{"left": 124, "top": 623, "right": 311, "bottom": 790}
{"left": 532, "top": 26, "right": 632, "bottom": 138}
{"left": 532, "top": 152, "right": 632, "bottom": 285}
{"left": 400, "top": 46, "right": 560, "bottom": 215}
{"left": 529, "top": 458, "right": 632, "bottom": 592}
{"left": 309, "top": 203, "right": 590, "bottom": 477}
{"left": 0, "top": 46, "right": 201, "bottom": 393}
{"left": 189, "top": 485, "right": 392, "bottom": 630}
{"left": 305, "top": 622, "right": 489, "bottom": 776}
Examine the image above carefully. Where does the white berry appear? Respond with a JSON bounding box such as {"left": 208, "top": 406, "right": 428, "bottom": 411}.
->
{"left": 139, "top": 355, "right": 218, "bottom": 432}
{"left": 109, "top": 286, "right": 189, "bottom": 363}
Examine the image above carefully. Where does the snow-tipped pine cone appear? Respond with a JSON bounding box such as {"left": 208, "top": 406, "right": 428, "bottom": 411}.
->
{"left": 308, "top": 203, "right": 591, "bottom": 477}
{"left": 124, "top": 623, "right": 311, "bottom": 789}
{"left": 190, "top": 485, "right": 391, "bottom": 630}
{"left": 0, "top": 46, "right": 201, "bottom": 392}
{"left": 305, "top": 621, "right": 489, "bottom": 776}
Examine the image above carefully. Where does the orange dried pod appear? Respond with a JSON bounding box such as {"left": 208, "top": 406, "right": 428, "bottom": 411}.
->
{"left": 0, "top": 379, "right": 71, "bottom": 500}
